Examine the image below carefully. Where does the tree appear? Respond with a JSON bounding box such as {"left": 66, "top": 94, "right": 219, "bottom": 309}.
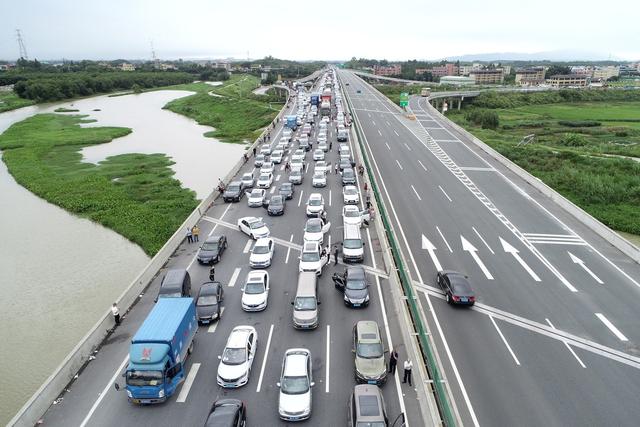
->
{"left": 545, "top": 65, "right": 571, "bottom": 79}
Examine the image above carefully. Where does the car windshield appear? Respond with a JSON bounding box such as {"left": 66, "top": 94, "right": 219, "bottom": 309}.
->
{"left": 249, "top": 220, "right": 265, "bottom": 229}
{"left": 345, "top": 188, "right": 357, "bottom": 195}
{"left": 222, "top": 347, "right": 246, "bottom": 365}
{"left": 344, "top": 239, "right": 362, "bottom": 249}
{"left": 281, "top": 376, "right": 310, "bottom": 395}
{"left": 245, "top": 281, "right": 265, "bottom": 294}
{"left": 280, "top": 184, "right": 291, "bottom": 191}
{"left": 347, "top": 279, "right": 367, "bottom": 290}
{"left": 309, "top": 198, "right": 321, "bottom": 206}
{"left": 357, "top": 342, "right": 383, "bottom": 359}
{"left": 343, "top": 170, "right": 354, "bottom": 178}
{"left": 306, "top": 221, "right": 322, "bottom": 232}
{"left": 202, "top": 242, "right": 219, "bottom": 250}
{"left": 126, "top": 370, "right": 163, "bottom": 387}
{"left": 253, "top": 244, "right": 270, "bottom": 255}
{"left": 250, "top": 190, "right": 262, "bottom": 197}
{"left": 314, "top": 173, "right": 324, "bottom": 179}
{"left": 301, "top": 251, "right": 319, "bottom": 262}
{"left": 197, "top": 295, "right": 218, "bottom": 306}
{"left": 294, "top": 296, "right": 317, "bottom": 311}
{"left": 344, "top": 209, "right": 359, "bottom": 217}
{"left": 356, "top": 422, "right": 386, "bottom": 427}
{"left": 227, "top": 184, "right": 240, "bottom": 192}
{"left": 259, "top": 175, "right": 269, "bottom": 181}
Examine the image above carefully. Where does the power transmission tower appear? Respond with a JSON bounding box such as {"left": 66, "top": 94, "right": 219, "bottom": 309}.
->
{"left": 16, "top": 29, "right": 29, "bottom": 60}
{"left": 150, "top": 40, "right": 159, "bottom": 67}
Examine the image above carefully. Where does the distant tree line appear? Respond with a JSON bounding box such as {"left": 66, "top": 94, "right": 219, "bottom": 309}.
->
{"left": 469, "top": 89, "right": 640, "bottom": 109}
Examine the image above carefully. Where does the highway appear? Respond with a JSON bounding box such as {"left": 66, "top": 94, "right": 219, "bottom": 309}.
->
{"left": 338, "top": 69, "right": 640, "bottom": 426}
{"left": 37, "top": 74, "right": 426, "bottom": 426}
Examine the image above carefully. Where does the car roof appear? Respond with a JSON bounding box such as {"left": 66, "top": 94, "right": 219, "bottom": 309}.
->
{"left": 199, "top": 281, "right": 221, "bottom": 295}
{"left": 227, "top": 326, "right": 255, "bottom": 348}
{"left": 343, "top": 205, "right": 359, "bottom": 211}
{"left": 247, "top": 270, "right": 267, "bottom": 281}
{"left": 347, "top": 266, "right": 366, "bottom": 280}
{"left": 353, "top": 385, "right": 384, "bottom": 420}
{"left": 356, "top": 321, "right": 380, "bottom": 342}
{"left": 309, "top": 193, "right": 322, "bottom": 199}
{"left": 303, "top": 241, "right": 319, "bottom": 251}
{"left": 254, "top": 237, "right": 272, "bottom": 246}
{"left": 307, "top": 218, "right": 322, "bottom": 226}
{"left": 283, "top": 349, "right": 310, "bottom": 376}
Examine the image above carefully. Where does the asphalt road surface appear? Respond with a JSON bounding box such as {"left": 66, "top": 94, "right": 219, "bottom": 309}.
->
{"left": 38, "top": 76, "right": 425, "bottom": 427}
{"left": 339, "top": 69, "right": 640, "bottom": 427}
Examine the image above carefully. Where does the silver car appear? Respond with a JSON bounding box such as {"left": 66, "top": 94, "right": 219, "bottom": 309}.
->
{"left": 278, "top": 348, "right": 314, "bottom": 421}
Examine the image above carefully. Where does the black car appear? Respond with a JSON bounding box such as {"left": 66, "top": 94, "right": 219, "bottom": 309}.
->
{"left": 437, "top": 270, "right": 476, "bottom": 306}
{"left": 278, "top": 182, "right": 294, "bottom": 200}
{"left": 196, "top": 281, "right": 224, "bottom": 324}
{"left": 333, "top": 266, "right": 370, "bottom": 308}
{"left": 342, "top": 167, "right": 357, "bottom": 186}
{"left": 204, "top": 398, "right": 246, "bottom": 427}
{"left": 223, "top": 181, "right": 245, "bottom": 202}
{"left": 197, "top": 235, "right": 228, "bottom": 264}
{"left": 267, "top": 195, "right": 285, "bottom": 216}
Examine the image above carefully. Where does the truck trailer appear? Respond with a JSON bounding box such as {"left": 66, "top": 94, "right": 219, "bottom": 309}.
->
{"left": 121, "top": 298, "right": 197, "bottom": 404}
{"left": 286, "top": 115, "right": 298, "bottom": 130}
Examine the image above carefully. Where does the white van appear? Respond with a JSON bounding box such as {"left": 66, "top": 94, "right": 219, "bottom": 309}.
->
{"left": 342, "top": 223, "right": 365, "bottom": 263}
{"left": 292, "top": 272, "right": 320, "bottom": 329}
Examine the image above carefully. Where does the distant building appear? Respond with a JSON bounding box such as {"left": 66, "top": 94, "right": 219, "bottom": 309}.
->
{"left": 120, "top": 63, "right": 135, "bottom": 71}
{"left": 515, "top": 67, "right": 545, "bottom": 86}
{"left": 440, "top": 76, "right": 475, "bottom": 86}
{"left": 547, "top": 74, "right": 589, "bottom": 87}
{"left": 213, "top": 62, "right": 231, "bottom": 71}
{"left": 469, "top": 69, "right": 504, "bottom": 84}
{"left": 373, "top": 64, "right": 401, "bottom": 76}
{"left": 459, "top": 64, "right": 480, "bottom": 76}
{"left": 570, "top": 66, "right": 592, "bottom": 76}
{"left": 430, "top": 63, "right": 459, "bottom": 77}
{"left": 158, "top": 63, "right": 176, "bottom": 71}
{"left": 592, "top": 66, "right": 620, "bottom": 81}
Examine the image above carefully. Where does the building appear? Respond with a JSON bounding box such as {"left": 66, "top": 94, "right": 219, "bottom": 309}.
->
{"left": 213, "top": 62, "right": 231, "bottom": 71}
{"left": 429, "top": 63, "right": 459, "bottom": 78}
{"left": 469, "top": 69, "right": 504, "bottom": 84}
{"left": 120, "top": 63, "right": 135, "bottom": 71}
{"left": 547, "top": 74, "right": 589, "bottom": 87}
{"left": 459, "top": 64, "right": 480, "bottom": 76}
{"left": 440, "top": 76, "right": 475, "bottom": 86}
{"left": 515, "top": 67, "right": 545, "bottom": 86}
{"left": 592, "top": 66, "right": 620, "bottom": 81}
{"left": 373, "top": 64, "right": 401, "bottom": 76}
{"left": 158, "top": 63, "right": 176, "bottom": 71}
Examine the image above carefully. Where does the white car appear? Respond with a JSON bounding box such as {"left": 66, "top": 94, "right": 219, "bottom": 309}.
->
{"left": 237, "top": 216, "right": 270, "bottom": 239}
{"left": 271, "top": 150, "right": 284, "bottom": 164}
{"left": 316, "top": 134, "right": 327, "bottom": 144}
{"left": 312, "top": 171, "right": 327, "bottom": 188}
{"left": 247, "top": 189, "right": 266, "bottom": 208}
{"left": 339, "top": 144, "right": 350, "bottom": 154}
{"left": 260, "top": 144, "right": 271, "bottom": 155}
{"left": 292, "top": 149, "right": 306, "bottom": 162}
{"left": 342, "top": 185, "right": 360, "bottom": 205}
{"left": 313, "top": 149, "right": 325, "bottom": 161}
{"left": 306, "top": 193, "right": 325, "bottom": 217}
{"left": 217, "top": 326, "right": 258, "bottom": 388}
{"left": 299, "top": 241, "right": 326, "bottom": 275}
{"left": 257, "top": 172, "right": 273, "bottom": 189}
{"left": 299, "top": 135, "right": 309, "bottom": 145}
{"left": 241, "top": 270, "right": 270, "bottom": 311}
{"left": 260, "top": 162, "right": 274, "bottom": 175}
{"left": 250, "top": 238, "right": 274, "bottom": 268}
{"left": 278, "top": 348, "right": 314, "bottom": 422}
{"left": 318, "top": 142, "right": 329, "bottom": 152}
{"left": 291, "top": 158, "right": 305, "bottom": 171}
{"left": 343, "top": 205, "right": 366, "bottom": 226}
{"left": 241, "top": 171, "right": 255, "bottom": 189}
{"left": 314, "top": 161, "right": 329, "bottom": 175}
{"left": 303, "top": 218, "right": 331, "bottom": 244}
{"left": 280, "top": 136, "right": 290, "bottom": 146}
{"left": 282, "top": 129, "right": 292, "bottom": 141}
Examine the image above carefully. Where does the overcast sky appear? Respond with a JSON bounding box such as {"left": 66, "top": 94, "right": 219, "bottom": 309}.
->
{"left": 3, "top": 0, "right": 639, "bottom": 61}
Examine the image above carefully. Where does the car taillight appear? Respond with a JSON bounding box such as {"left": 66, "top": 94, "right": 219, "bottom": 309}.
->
{"left": 452, "top": 295, "right": 460, "bottom": 301}
{"left": 469, "top": 296, "right": 476, "bottom": 302}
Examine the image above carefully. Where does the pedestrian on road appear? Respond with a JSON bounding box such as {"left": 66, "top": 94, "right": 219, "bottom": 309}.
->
{"left": 325, "top": 245, "right": 331, "bottom": 263}
{"left": 186, "top": 227, "right": 193, "bottom": 244}
{"left": 388, "top": 349, "right": 398, "bottom": 374}
{"left": 364, "top": 182, "right": 368, "bottom": 192}
{"left": 333, "top": 245, "right": 339, "bottom": 265}
{"left": 334, "top": 163, "right": 339, "bottom": 175}
{"left": 111, "top": 302, "right": 120, "bottom": 326}
{"left": 329, "top": 141, "right": 333, "bottom": 151}
{"left": 366, "top": 192, "right": 371, "bottom": 204}
{"left": 403, "top": 359, "right": 413, "bottom": 386}
{"left": 253, "top": 147, "right": 257, "bottom": 156}
{"left": 209, "top": 265, "right": 215, "bottom": 281}
{"left": 321, "top": 247, "right": 327, "bottom": 261}
{"left": 192, "top": 225, "right": 200, "bottom": 242}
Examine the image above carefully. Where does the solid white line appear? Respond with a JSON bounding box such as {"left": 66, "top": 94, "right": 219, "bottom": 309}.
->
{"left": 436, "top": 226, "right": 453, "bottom": 253}
{"left": 411, "top": 185, "right": 422, "bottom": 201}
{"left": 208, "top": 308, "right": 225, "bottom": 333}
{"left": 79, "top": 355, "right": 130, "bottom": 427}
{"left": 385, "top": 142, "right": 391, "bottom": 151}
{"left": 393, "top": 130, "right": 399, "bottom": 136}
{"left": 227, "top": 267, "right": 241, "bottom": 287}
{"left": 595, "top": 313, "right": 629, "bottom": 342}
{"left": 243, "top": 239, "right": 252, "bottom": 254}
{"left": 418, "top": 160, "right": 428, "bottom": 172}
{"left": 326, "top": 325, "right": 331, "bottom": 393}
{"left": 472, "top": 227, "right": 495, "bottom": 254}
{"left": 256, "top": 324, "right": 275, "bottom": 392}
{"left": 490, "top": 316, "right": 521, "bottom": 366}
{"left": 395, "top": 159, "right": 403, "bottom": 170}
{"left": 404, "top": 142, "right": 412, "bottom": 151}
{"left": 545, "top": 319, "right": 586, "bottom": 368}
{"left": 176, "top": 363, "right": 201, "bottom": 403}
{"left": 329, "top": 190, "right": 332, "bottom": 207}
{"left": 298, "top": 190, "right": 304, "bottom": 207}
{"left": 438, "top": 185, "right": 452, "bottom": 202}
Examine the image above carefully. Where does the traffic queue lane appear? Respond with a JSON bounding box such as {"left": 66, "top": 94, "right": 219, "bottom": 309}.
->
{"left": 338, "top": 69, "right": 640, "bottom": 427}
{"left": 39, "top": 74, "right": 426, "bottom": 427}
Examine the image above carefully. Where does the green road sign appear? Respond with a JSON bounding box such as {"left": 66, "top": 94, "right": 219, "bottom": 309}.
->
{"left": 399, "top": 92, "right": 409, "bottom": 107}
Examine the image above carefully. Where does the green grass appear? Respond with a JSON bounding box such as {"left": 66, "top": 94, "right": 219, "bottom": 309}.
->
{"left": 0, "top": 113, "right": 198, "bottom": 255}
{"left": 164, "top": 75, "right": 280, "bottom": 143}
{"left": 0, "top": 90, "right": 36, "bottom": 112}
{"left": 445, "top": 100, "right": 640, "bottom": 235}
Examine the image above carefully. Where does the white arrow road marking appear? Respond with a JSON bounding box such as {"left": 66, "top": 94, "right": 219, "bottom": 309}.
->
{"left": 568, "top": 252, "right": 604, "bottom": 284}
{"left": 461, "top": 236, "right": 494, "bottom": 280}
{"left": 499, "top": 237, "right": 541, "bottom": 282}
{"left": 421, "top": 234, "right": 442, "bottom": 271}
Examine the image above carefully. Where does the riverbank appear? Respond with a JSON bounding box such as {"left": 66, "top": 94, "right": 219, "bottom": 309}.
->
{"left": 0, "top": 90, "right": 35, "bottom": 113}
{"left": 0, "top": 113, "right": 198, "bottom": 255}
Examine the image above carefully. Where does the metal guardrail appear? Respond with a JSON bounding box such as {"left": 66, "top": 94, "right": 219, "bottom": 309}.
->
{"left": 342, "top": 83, "right": 457, "bottom": 427}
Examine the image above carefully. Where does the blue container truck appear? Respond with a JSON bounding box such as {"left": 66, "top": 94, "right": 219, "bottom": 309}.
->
{"left": 310, "top": 93, "right": 320, "bottom": 106}
{"left": 123, "top": 298, "right": 197, "bottom": 404}
{"left": 286, "top": 115, "right": 298, "bottom": 130}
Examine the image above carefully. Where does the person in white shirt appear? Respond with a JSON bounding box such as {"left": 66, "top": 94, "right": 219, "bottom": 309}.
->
{"left": 111, "top": 303, "right": 120, "bottom": 325}
{"left": 403, "top": 359, "right": 413, "bottom": 386}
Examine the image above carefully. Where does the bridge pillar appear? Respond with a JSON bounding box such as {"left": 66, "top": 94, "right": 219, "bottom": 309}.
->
{"left": 457, "top": 98, "right": 461, "bottom": 110}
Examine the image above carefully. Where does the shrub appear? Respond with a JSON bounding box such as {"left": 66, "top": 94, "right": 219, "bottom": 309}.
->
{"left": 558, "top": 120, "right": 601, "bottom": 127}
{"left": 559, "top": 133, "right": 589, "bottom": 147}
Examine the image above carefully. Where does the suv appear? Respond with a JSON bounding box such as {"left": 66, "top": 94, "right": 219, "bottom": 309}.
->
{"left": 305, "top": 193, "right": 325, "bottom": 217}
{"left": 223, "top": 181, "right": 245, "bottom": 202}
{"left": 333, "top": 266, "right": 370, "bottom": 308}
{"left": 277, "top": 348, "right": 314, "bottom": 421}
{"left": 353, "top": 321, "right": 387, "bottom": 385}
{"left": 347, "top": 385, "right": 388, "bottom": 427}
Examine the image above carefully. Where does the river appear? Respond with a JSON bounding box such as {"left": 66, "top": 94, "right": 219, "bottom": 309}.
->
{"left": 0, "top": 90, "right": 245, "bottom": 424}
